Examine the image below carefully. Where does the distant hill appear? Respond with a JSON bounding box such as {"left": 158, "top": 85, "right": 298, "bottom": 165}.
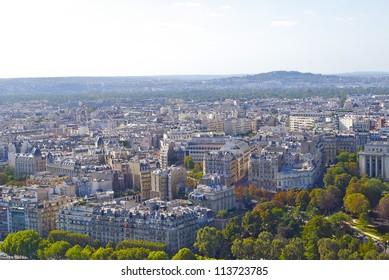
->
{"left": 1, "top": 71, "right": 389, "bottom": 97}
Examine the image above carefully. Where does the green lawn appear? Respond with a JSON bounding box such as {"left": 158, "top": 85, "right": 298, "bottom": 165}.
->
{"left": 352, "top": 220, "right": 383, "bottom": 239}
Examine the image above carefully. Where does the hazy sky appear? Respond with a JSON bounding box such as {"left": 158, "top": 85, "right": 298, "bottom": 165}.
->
{"left": 1, "top": 0, "right": 388, "bottom": 78}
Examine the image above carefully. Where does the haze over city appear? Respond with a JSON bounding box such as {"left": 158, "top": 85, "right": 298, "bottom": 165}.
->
{"left": 1, "top": 0, "right": 389, "bottom": 78}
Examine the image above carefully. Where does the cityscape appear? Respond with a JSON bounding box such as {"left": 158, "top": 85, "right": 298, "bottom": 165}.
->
{"left": 1, "top": 0, "right": 389, "bottom": 264}
{"left": 0, "top": 71, "right": 389, "bottom": 260}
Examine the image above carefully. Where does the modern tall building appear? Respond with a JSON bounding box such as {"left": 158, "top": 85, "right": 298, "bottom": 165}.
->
{"left": 359, "top": 142, "right": 389, "bottom": 181}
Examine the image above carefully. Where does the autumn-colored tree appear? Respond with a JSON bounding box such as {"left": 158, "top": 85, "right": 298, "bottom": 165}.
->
{"left": 0, "top": 173, "right": 7, "bottom": 184}
{"left": 235, "top": 186, "right": 245, "bottom": 200}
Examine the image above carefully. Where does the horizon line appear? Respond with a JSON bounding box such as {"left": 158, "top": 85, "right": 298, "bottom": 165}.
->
{"left": 1, "top": 70, "right": 389, "bottom": 80}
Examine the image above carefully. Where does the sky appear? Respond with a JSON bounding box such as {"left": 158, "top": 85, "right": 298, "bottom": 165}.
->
{"left": 0, "top": 0, "right": 388, "bottom": 78}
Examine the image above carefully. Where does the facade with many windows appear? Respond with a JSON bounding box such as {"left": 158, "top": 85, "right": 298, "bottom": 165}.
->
{"left": 57, "top": 199, "right": 202, "bottom": 253}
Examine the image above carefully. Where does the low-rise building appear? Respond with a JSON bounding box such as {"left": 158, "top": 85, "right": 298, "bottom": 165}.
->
{"left": 189, "top": 183, "right": 235, "bottom": 214}
{"left": 359, "top": 142, "right": 389, "bottom": 181}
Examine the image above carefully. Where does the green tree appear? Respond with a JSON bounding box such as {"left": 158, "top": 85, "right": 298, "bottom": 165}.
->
{"left": 335, "top": 152, "right": 350, "bottom": 163}
{"left": 302, "top": 216, "right": 333, "bottom": 259}
{"left": 171, "top": 248, "right": 197, "bottom": 260}
{"left": 44, "top": 241, "right": 72, "bottom": 260}
{"left": 334, "top": 173, "right": 352, "bottom": 195}
{"left": 280, "top": 238, "right": 305, "bottom": 260}
{"left": 4, "top": 230, "right": 41, "bottom": 259}
{"left": 377, "top": 253, "right": 389, "bottom": 260}
{"left": 92, "top": 239, "right": 101, "bottom": 249}
{"left": 323, "top": 173, "right": 334, "bottom": 187}
{"left": 269, "top": 238, "right": 287, "bottom": 260}
{"left": 65, "top": 244, "right": 83, "bottom": 260}
{"left": 0, "top": 233, "right": 18, "bottom": 258}
{"left": 215, "top": 209, "right": 228, "bottom": 219}
{"left": 308, "top": 188, "right": 325, "bottom": 209}
{"left": 37, "top": 239, "right": 50, "bottom": 260}
{"left": 110, "top": 248, "right": 150, "bottom": 260}
{"left": 147, "top": 251, "right": 169, "bottom": 260}
{"left": 362, "top": 178, "right": 389, "bottom": 208}
{"left": 184, "top": 156, "right": 194, "bottom": 170}
{"left": 317, "top": 238, "right": 339, "bottom": 260}
{"left": 115, "top": 240, "right": 167, "bottom": 252}
{"left": 194, "top": 226, "right": 224, "bottom": 258}
{"left": 364, "top": 250, "right": 379, "bottom": 260}
{"left": 254, "top": 231, "right": 273, "bottom": 259}
{"left": 106, "top": 241, "right": 114, "bottom": 249}
{"left": 90, "top": 247, "right": 114, "bottom": 260}
{"left": 295, "top": 190, "right": 310, "bottom": 211}
{"left": 241, "top": 210, "right": 262, "bottom": 238}
{"left": 223, "top": 216, "right": 241, "bottom": 242}
{"left": 377, "top": 194, "right": 389, "bottom": 222}
{"left": 231, "top": 238, "right": 255, "bottom": 260}
{"left": 327, "top": 212, "right": 351, "bottom": 236}
{"left": 359, "top": 238, "right": 377, "bottom": 257}
{"left": 80, "top": 245, "right": 95, "bottom": 260}
{"left": 344, "top": 193, "right": 370, "bottom": 215}
{"left": 48, "top": 230, "right": 89, "bottom": 247}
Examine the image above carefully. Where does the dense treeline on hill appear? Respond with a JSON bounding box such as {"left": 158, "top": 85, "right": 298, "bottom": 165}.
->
{"left": 2, "top": 86, "right": 389, "bottom": 103}
{"left": 2, "top": 71, "right": 389, "bottom": 103}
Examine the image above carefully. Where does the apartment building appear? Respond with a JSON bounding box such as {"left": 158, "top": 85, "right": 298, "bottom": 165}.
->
{"left": 289, "top": 112, "right": 326, "bottom": 132}
{"left": 11, "top": 148, "right": 46, "bottom": 177}
{"left": 203, "top": 139, "right": 251, "bottom": 186}
{"left": 57, "top": 199, "right": 201, "bottom": 253}
{"left": 186, "top": 137, "right": 227, "bottom": 163}
{"left": 151, "top": 166, "right": 186, "bottom": 201}
{"left": 128, "top": 161, "right": 152, "bottom": 201}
